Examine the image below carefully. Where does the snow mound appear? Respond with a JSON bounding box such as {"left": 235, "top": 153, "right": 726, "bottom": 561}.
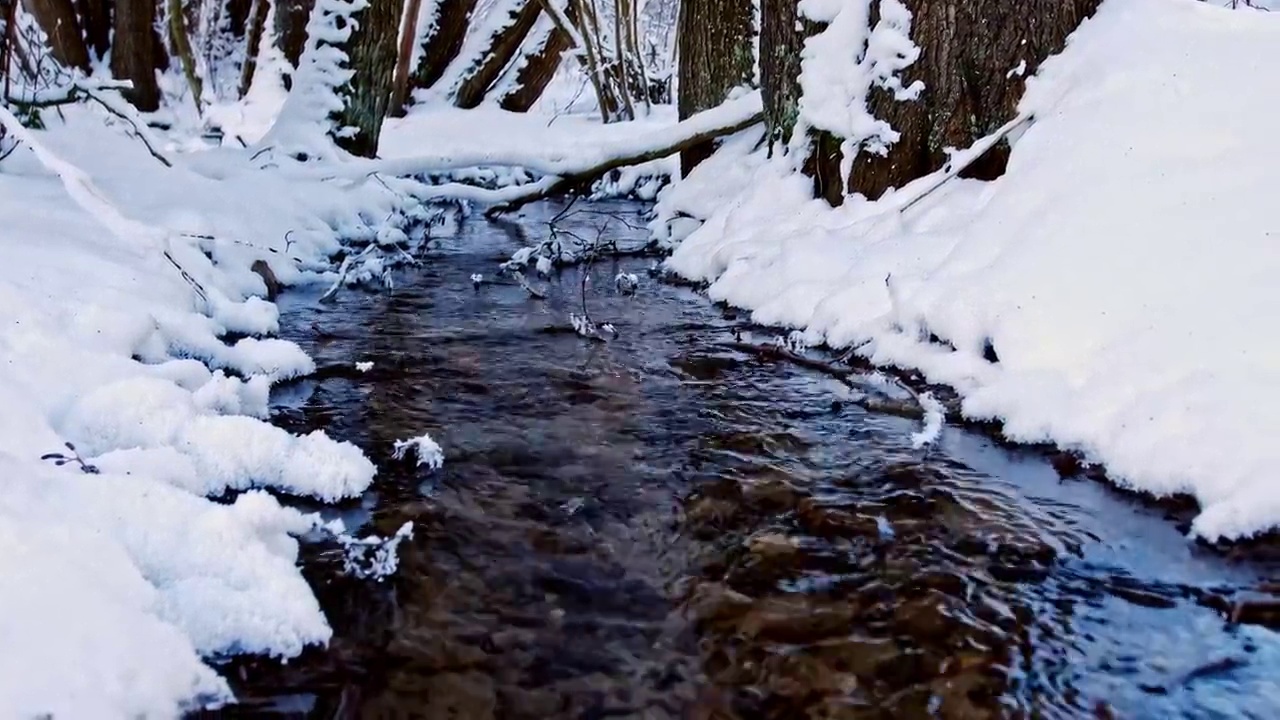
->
{"left": 664, "top": 0, "right": 1280, "bottom": 540}
{"left": 0, "top": 96, "right": 414, "bottom": 712}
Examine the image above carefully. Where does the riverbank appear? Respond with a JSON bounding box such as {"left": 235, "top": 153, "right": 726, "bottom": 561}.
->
{"left": 0, "top": 105, "right": 414, "bottom": 715}
{"left": 658, "top": 0, "right": 1280, "bottom": 542}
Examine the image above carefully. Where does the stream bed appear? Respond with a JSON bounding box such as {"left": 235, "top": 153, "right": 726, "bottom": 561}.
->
{"left": 223, "top": 202, "right": 1280, "bottom": 719}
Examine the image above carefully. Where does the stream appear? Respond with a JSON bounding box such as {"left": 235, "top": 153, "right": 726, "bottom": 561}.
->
{"left": 222, "top": 201, "right": 1280, "bottom": 719}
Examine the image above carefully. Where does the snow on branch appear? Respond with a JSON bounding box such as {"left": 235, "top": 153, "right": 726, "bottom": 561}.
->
{"left": 2, "top": 79, "right": 174, "bottom": 167}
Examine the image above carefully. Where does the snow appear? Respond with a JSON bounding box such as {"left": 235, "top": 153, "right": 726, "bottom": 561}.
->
{"left": 338, "top": 520, "right": 415, "bottom": 581}
{"left": 393, "top": 432, "right": 446, "bottom": 470}
{"left": 0, "top": 87, "right": 428, "bottom": 712}
{"left": 662, "top": 0, "right": 1280, "bottom": 540}
{"left": 911, "top": 392, "right": 944, "bottom": 449}
{"left": 797, "top": 0, "right": 923, "bottom": 178}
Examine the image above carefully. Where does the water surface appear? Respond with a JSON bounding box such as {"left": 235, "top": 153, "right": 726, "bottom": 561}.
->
{"left": 227, "top": 201, "right": 1280, "bottom": 719}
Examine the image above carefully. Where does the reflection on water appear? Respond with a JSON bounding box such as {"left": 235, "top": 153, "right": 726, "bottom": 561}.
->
{"left": 225, "top": 202, "right": 1280, "bottom": 719}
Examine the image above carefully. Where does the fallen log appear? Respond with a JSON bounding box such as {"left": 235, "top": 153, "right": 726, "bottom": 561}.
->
{"left": 483, "top": 106, "right": 764, "bottom": 215}
{"left": 304, "top": 90, "right": 763, "bottom": 182}
{"left": 315, "top": 93, "right": 763, "bottom": 215}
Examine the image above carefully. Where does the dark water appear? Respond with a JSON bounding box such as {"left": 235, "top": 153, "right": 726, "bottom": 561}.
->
{"left": 226, "top": 202, "right": 1280, "bottom": 719}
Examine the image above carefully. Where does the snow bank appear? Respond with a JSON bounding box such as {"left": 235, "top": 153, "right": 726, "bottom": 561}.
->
{"left": 663, "top": 0, "right": 1280, "bottom": 540}
{"left": 0, "top": 98, "right": 417, "bottom": 713}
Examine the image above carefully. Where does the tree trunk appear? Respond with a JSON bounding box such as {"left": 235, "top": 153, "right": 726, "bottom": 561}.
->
{"left": 275, "top": 0, "right": 316, "bottom": 67}
{"left": 22, "top": 0, "right": 90, "bottom": 70}
{"left": 759, "top": 0, "right": 801, "bottom": 150}
{"left": 496, "top": 4, "right": 575, "bottom": 113}
{"left": 845, "top": 0, "right": 1100, "bottom": 200}
{"left": 168, "top": 0, "right": 203, "bottom": 112}
{"left": 111, "top": 0, "right": 161, "bottom": 110}
{"left": 238, "top": 0, "right": 269, "bottom": 96}
{"left": 675, "top": 0, "right": 753, "bottom": 175}
{"left": 226, "top": 0, "right": 254, "bottom": 36}
{"left": 565, "top": 0, "right": 619, "bottom": 121}
{"left": 452, "top": 0, "right": 542, "bottom": 110}
{"left": 388, "top": 0, "right": 424, "bottom": 117}
{"left": 1, "top": 0, "right": 15, "bottom": 95}
{"left": 333, "top": 0, "right": 405, "bottom": 157}
{"left": 74, "top": 0, "right": 110, "bottom": 58}
{"left": 407, "top": 0, "right": 475, "bottom": 96}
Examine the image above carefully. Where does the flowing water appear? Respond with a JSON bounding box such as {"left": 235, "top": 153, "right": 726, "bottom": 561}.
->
{"left": 222, "top": 202, "right": 1280, "bottom": 719}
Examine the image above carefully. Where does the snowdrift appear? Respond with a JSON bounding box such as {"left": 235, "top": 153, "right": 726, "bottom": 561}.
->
{"left": 663, "top": 0, "right": 1280, "bottom": 540}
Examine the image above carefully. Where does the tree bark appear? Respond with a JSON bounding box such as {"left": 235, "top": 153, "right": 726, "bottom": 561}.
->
{"left": 111, "top": 0, "right": 161, "bottom": 110}
{"left": 452, "top": 0, "right": 542, "bottom": 110}
{"left": 845, "top": 0, "right": 1099, "bottom": 200}
{"left": 675, "top": 0, "right": 753, "bottom": 175}
{"left": 388, "top": 0, "right": 424, "bottom": 117}
{"left": 22, "top": 0, "right": 89, "bottom": 70}
{"left": 74, "top": 0, "right": 110, "bottom": 58}
{"left": 334, "top": 0, "right": 405, "bottom": 157}
{"left": 238, "top": 0, "right": 269, "bottom": 96}
{"left": 496, "top": 4, "right": 576, "bottom": 113}
{"left": 275, "top": 0, "right": 316, "bottom": 68}
{"left": 408, "top": 0, "right": 477, "bottom": 95}
{"left": 759, "top": 0, "right": 801, "bottom": 150}
{"left": 1, "top": 0, "right": 15, "bottom": 97}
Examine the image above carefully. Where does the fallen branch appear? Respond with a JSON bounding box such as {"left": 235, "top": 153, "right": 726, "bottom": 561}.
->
{"left": 0, "top": 102, "right": 205, "bottom": 303}
{"left": 2, "top": 80, "right": 173, "bottom": 167}
{"left": 898, "top": 112, "right": 1034, "bottom": 215}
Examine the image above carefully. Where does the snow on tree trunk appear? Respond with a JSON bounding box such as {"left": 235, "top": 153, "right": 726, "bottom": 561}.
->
{"left": 238, "top": 0, "right": 270, "bottom": 97}
{"left": 452, "top": 0, "right": 542, "bottom": 109}
{"left": 844, "top": 0, "right": 1099, "bottom": 200}
{"left": 675, "top": 0, "right": 753, "bottom": 175}
{"left": 22, "top": 0, "right": 90, "bottom": 70}
{"left": 111, "top": 0, "right": 161, "bottom": 110}
{"left": 406, "top": 0, "right": 477, "bottom": 96}
{"left": 495, "top": 4, "right": 573, "bottom": 113}
{"left": 789, "top": 0, "right": 1099, "bottom": 204}
{"left": 332, "top": 0, "right": 405, "bottom": 157}
{"left": 275, "top": 0, "right": 316, "bottom": 67}
{"left": 388, "top": 0, "right": 425, "bottom": 117}
{"left": 167, "top": 0, "right": 204, "bottom": 113}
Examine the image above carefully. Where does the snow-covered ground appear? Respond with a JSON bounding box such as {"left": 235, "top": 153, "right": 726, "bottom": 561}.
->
{"left": 660, "top": 0, "right": 1280, "bottom": 541}
{"left": 0, "top": 105, "right": 431, "bottom": 714}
